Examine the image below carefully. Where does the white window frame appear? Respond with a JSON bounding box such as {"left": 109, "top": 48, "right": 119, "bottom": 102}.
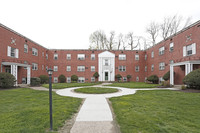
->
{"left": 105, "top": 59, "right": 109, "bottom": 66}
{"left": 66, "top": 66, "right": 71, "bottom": 71}
{"left": 77, "top": 54, "right": 85, "bottom": 60}
{"left": 91, "top": 77, "right": 95, "bottom": 82}
{"left": 91, "top": 66, "right": 95, "bottom": 72}
{"left": 78, "top": 77, "right": 85, "bottom": 83}
{"left": 54, "top": 66, "right": 58, "bottom": 71}
{"left": 159, "top": 77, "right": 164, "bottom": 83}
{"left": 7, "top": 46, "right": 19, "bottom": 58}
{"left": 135, "top": 54, "right": 139, "bottom": 60}
{"left": 119, "top": 54, "right": 126, "bottom": 60}
{"left": 119, "top": 66, "right": 126, "bottom": 72}
{"left": 54, "top": 54, "right": 58, "bottom": 60}
{"left": 151, "top": 64, "right": 154, "bottom": 71}
{"left": 145, "top": 66, "right": 147, "bottom": 72}
{"left": 32, "top": 48, "right": 38, "bottom": 56}
{"left": 159, "top": 46, "right": 165, "bottom": 55}
{"left": 145, "top": 54, "right": 147, "bottom": 60}
{"left": 67, "top": 77, "right": 71, "bottom": 83}
{"left": 151, "top": 51, "right": 154, "bottom": 58}
{"left": 169, "top": 43, "right": 174, "bottom": 52}
{"left": 183, "top": 43, "right": 196, "bottom": 56}
{"left": 77, "top": 66, "right": 85, "bottom": 72}
{"left": 159, "top": 62, "right": 165, "bottom": 70}
{"left": 67, "top": 54, "right": 71, "bottom": 60}
{"left": 135, "top": 66, "right": 139, "bottom": 72}
{"left": 91, "top": 54, "right": 95, "bottom": 60}
{"left": 46, "top": 54, "right": 48, "bottom": 59}
{"left": 24, "top": 44, "right": 28, "bottom": 53}
{"left": 54, "top": 77, "right": 58, "bottom": 83}
{"left": 32, "top": 63, "right": 38, "bottom": 70}
{"left": 123, "top": 77, "right": 127, "bottom": 82}
{"left": 136, "top": 76, "right": 139, "bottom": 82}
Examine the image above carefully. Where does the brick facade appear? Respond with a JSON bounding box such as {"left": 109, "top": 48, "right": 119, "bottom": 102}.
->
{"left": 0, "top": 21, "right": 200, "bottom": 84}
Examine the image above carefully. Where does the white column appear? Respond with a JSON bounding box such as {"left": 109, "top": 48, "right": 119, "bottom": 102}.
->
{"left": 170, "top": 65, "right": 174, "bottom": 85}
{"left": 27, "top": 67, "right": 31, "bottom": 84}
{"left": 11, "top": 65, "right": 18, "bottom": 86}
{"left": 185, "top": 64, "right": 188, "bottom": 75}
{"left": 190, "top": 64, "right": 193, "bottom": 72}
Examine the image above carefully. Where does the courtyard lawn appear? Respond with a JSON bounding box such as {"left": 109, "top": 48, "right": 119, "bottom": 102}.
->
{"left": 0, "top": 88, "right": 82, "bottom": 132}
{"left": 110, "top": 90, "right": 200, "bottom": 133}
{"left": 42, "top": 82, "right": 100, "bottom": 89}
{"left": 74, "top": 87, "right": 118, "bottom": 94}
{"left": 106, "top": 82, "right": 158, "bottom": 88}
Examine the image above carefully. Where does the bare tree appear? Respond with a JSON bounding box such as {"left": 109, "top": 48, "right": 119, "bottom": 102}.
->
{"left": 117, "top": 33, "right": 123, "bottom": 50}
{"left": 89, "top": 30, "right": 107, "bottom": 50}
{"left": 106, "top": 31, "right": 115, "bottom": 50}
{"left": 126, "top": 32, "right": 139, "bottom": 50}
{"left": 146, "top": 22, "right": 159, "bottom": 45}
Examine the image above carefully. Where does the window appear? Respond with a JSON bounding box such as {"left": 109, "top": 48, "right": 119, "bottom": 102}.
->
{"left": 136, "top": 76, "right": 139, "bottom": 82}
{"left": 91, "top": 54, "right": 95, "bottom": 60}
{"left": 145, "top": 66, "right": 147, "bottom": 72}
{"left": 32, "top": 48, "right": 38, "bottom": 56}
{"left": 159, "top": 77, "right": 164, "bottom": 83}
{"left": 77, "top": 66, "right": 85, "bottom": 72}
{"left": 77, "top": 54, "right": 85, "bottom": 60}
{"left": 170, "top": 60, "right": 174, "bottom": 64}
{"left": 169, "top": 43, "right": 174, "bottom": 52}
{"left": 42, "top": 52, "right": 44, "bottom": 57}
{"left": 159, "top": 62, "right": 165, "bottom": 70}
{"left": 123, "top": 77, "right": 127, "bottom": 82}
{"left": 159, "top": 46, "right": 165, "bottom": 55}
{"left": 54, "top": 66, "right": 58, "bottom": 71}
{"left": 91, "top": 66, "right": 95, "bottom": 72}
{"left": 7, "top": 46, "right": 18, "bottom": 58}
{"left": 91, "top": 77, "right": 95, "bottom": 82}
{"left": 67, "top": 54, "right": 71, "bottom": 60}
{"left": 66, "top": 66, "right": 71, "bottom": 71}
{"left": 54, "top": 54, "right": 58, "bottom": 60}
{"left": 46, "top": 54, "right": 48, "bottom": 59}
{"left": 145, "top": 77, "right": 147, "bottom": 82}
{"left": 46, "top": 66, "right": 48, "bottom": 71}
{"left": 67, "top": 77, "right": 71, "bottom": 83}
{"left": 105, "top": 59, "right": 109, "bottom": 66}
{"left": 54, "top": 77, "right": 58, "bottom": 83}
{"left": 145, "top": 54, "right": 147, "bottom": 60}
{"left": 78, "top": 77, "right": 85, "bottom": 83}
{"left": 119, "top": 54, "right": 126, "bottom": 60}
{"left": 135, "top": 66, "right": 139, "bottom": 72}
{"left": 42, "top": 65, "right": 44, "bottom": 70}
{"left": 151, "top": 64, "right": 154, "bottom": 71}
{"left": 151, "top": 51, "right": 154, "bottom": 58}
{"left": 24, "top": 44, "right": 28, "bottom": 53}
{"left": 135, "top": 54, "right": 139, "bottom": 60}
{"left": 183, "top": 43, "right": 196, "bottom": 56}
{"left": 32, "top": 63, "right": 38, "bottom": 70}
{"left": 119, "top": 66, "right": 126, "bottom": 72}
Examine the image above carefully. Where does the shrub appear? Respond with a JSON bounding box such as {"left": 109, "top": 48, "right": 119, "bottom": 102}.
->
{"left": 163, "top": 71, "right": 170, "bottom": 81}
{"left": 0, "top": 72, "right": 15, "bottom": 88}
{"left": 39, "top": 75, "right": 49, "bottom": 84}
{"left": 127, "top": 75, "right": 132, "bottom": 82}
{"left": 58, "top": 74, "right": 66, "bottom": 83}
{"left": 115, "top": 74, "right": 122, "bottom": 82}
{"left": 71, "top": 75, "right": 78, "bottom": 82}
{"left": 147, "top": 75, "right": 159, "bottom": 84}
{"left": 31, "top": 77, "right": 41, "bottom": 86}
{"left": 183, "top": 69, "right": 200, "bottom": 89}
{"left": 93, "top": 72, "right": 99, "bottom": 79}
{"left": 181, "top": 85, "right": 186, "bottom": 90}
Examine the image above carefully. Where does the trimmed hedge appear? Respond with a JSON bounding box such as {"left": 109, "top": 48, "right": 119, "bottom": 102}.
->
{"left": 39, "top": 75, "right": 49, "bottom": 84}
{"left": 163, "top": 71, "right": 170, "bottom": 81}
{"left": 127, "top": 75, "right": 132, "bottom": 82}
{"left": 31, "top": 77, "right": 41, "bottom": 86}
{"left": 115, "top": 74, "right": 122, "bottom": 82}
{"left": 0, "top": 72, "right": 15, "bottom": 88}
{"left": 58, "top": 74, "right": 66, "bottom": 83}
{"left": 147, "top": 75, "right": 159, "bottom": 84}
{"left": 183, "top": 69, "right": 200, "bottom": 89}
{"left": 71, "top": 75, "right": 78, "bottom": 82}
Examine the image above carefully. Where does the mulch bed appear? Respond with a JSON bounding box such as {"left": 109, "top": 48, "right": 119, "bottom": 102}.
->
{"left": 178, "top": 89, "right": 200, "bottom": 93}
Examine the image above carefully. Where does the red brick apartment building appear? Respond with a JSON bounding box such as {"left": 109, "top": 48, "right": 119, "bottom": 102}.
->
{"left": 0, "top": 21, "right": 200, "bottom": 85}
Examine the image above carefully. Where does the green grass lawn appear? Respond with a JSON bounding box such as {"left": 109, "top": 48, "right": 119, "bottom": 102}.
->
{"left": 0, "top": 88, "right": 82, "bottom": 133}
{"left": 74, "top": 87, "right": 118, "bottom": 94}
{"left": 107, "top": 82, "right": 158, "bottom": 88}
{"left": 110, "top": 90, "right": 200, "bottom": 133}
{"left": 42, "top": 82, "right": 100, "bottom": 89}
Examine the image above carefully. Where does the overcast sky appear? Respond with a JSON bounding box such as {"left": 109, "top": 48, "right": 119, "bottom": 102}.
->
{"left": 0, "top": 0, "right": 200, "bottom": 49}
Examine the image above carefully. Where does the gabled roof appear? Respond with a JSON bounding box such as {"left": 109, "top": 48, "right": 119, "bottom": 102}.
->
{"left": 98, "top": 51, "right": 115, "bottom": 57}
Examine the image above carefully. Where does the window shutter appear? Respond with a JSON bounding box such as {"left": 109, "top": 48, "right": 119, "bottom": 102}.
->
{"left": 15, "top": 49, "right": 19, "bottom": 58}
{"left": 7, "top": 46, "right": 11, "bottom": 56}
{"left": 192, "top": 43, "right": 196, "bottom": 55}
{"left": 183, "top": 46, "right": 186, "bottom": 57}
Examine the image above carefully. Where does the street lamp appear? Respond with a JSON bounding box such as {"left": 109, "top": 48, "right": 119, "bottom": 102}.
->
{"left": 47, "top": 68, "right": 53, "bottom": 131}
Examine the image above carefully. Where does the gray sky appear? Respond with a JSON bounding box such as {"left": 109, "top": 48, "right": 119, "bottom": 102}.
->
{"left": 0, "top": 0, "right": 200, "bottom": 49}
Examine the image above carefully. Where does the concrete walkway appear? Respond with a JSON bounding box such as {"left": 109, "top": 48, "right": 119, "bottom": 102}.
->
{"left": 56, "top": 85, "right": 179, "bottom": 133}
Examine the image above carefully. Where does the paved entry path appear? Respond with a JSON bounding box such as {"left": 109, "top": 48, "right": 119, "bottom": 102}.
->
{"left": 56, "top": 84, "right": 178, "bottom": 133}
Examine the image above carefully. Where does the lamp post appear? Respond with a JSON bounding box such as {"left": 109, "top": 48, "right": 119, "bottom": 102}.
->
{"left": 47, "top": 68, "right": 53, "bottom": 131}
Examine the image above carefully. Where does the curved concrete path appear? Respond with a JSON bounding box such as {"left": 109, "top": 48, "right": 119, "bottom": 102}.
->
{"left": 56, "top": 84, "right": 178, "bottom": 133}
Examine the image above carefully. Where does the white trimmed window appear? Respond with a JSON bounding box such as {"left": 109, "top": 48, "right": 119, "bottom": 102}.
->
{"left": 151, "top": 64, "right": 154, "bottom": 71}
{"left": 91, "top": 54, "right": 95, "bottom": 60}
{"left": 67, "top": 77, "right": 71, "bottom": 83}
{"left": 123, "top": 77, "right": 127, "bottom": 82}
{"left": 67, "top": 54, "right": 71, "bottom": 60}
{"left": 54, "top": 77, "right": 58, "bottom": 83}
{"left": 46, "top": 54, "right": 48, "bottom": 59}
{"left": 104, "top": 59, "right": 109, "bottom": 66}
{"left": 42, "top": 65, "right": 44, "bottom": 70}
{"left": 46, "top": 66, "right": 48, "bottom": 71}
{"left": 32, "top": 48, "right": 38, "bottom": 56}
{"left": 135, "top": 54, "right": 139, "bottom": 60}
{"left": 159, "top": 62, "right": 165, "bottom": 70}
{"left": 91, "top": 77, "right": 95, "bottom": 82}
{"left": 119, "top": 66, "right": 126, "bottom": 72}
{"left": 145, "top": 66, "right": 147, "bottom": 72}
{"left": 42, "top": 52, "right": 44, "bottom": 57}
{"left": 7, "top": 46, "right": 19, "bottom": 58}
{"left": 183, "top": 43, "right": 196, "bottom": 56}
{"left": 145, "top": 77, "right": 147, "bottom": 82}
{"left": 119, "top": 54, "right": 126, "bottom": 60}
{"left": 159, "top": 77, "right": 164, "bottom": 83}
{"left": 78, "top": 77, "right": 85, "bottom": 83}
{"left": 77, "top": 66, "right": 85, "bottom": 72}
{"left": 159, "top": 46, "right": 165, "bottom": 55}
{"left": 77, "top": 54, "right": 85, "bottom": 60}
{"left": 145, "top": 54, "right": 147, "bottom": 60}
{"left": 135, "top": 66, "right": 139, "bottom": 72}
{"left": 151, "top": 51, "right": 154, "bottom": 58}
{"left": 54, "top": 54, "right": 58, "bottom": 60}
{"left": 24, "top": 44, "right": 28, "bottom": 53}
{"left": 91, "top": 66, "right": 95, "bottom": 72}
{"left": 32, "top": 63, "right": 38, "bottom": 70}
{"left": 136, "top": 76, "right": 139, "bottom": 82}
{"left": 169, "top": 43, "right": 174, "bottom": 52}
{"left": 66, "top": 66, "right": 71, "bottom": 71}
{"left": 54, "top": 66, "right": 58, "bottom": 71}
